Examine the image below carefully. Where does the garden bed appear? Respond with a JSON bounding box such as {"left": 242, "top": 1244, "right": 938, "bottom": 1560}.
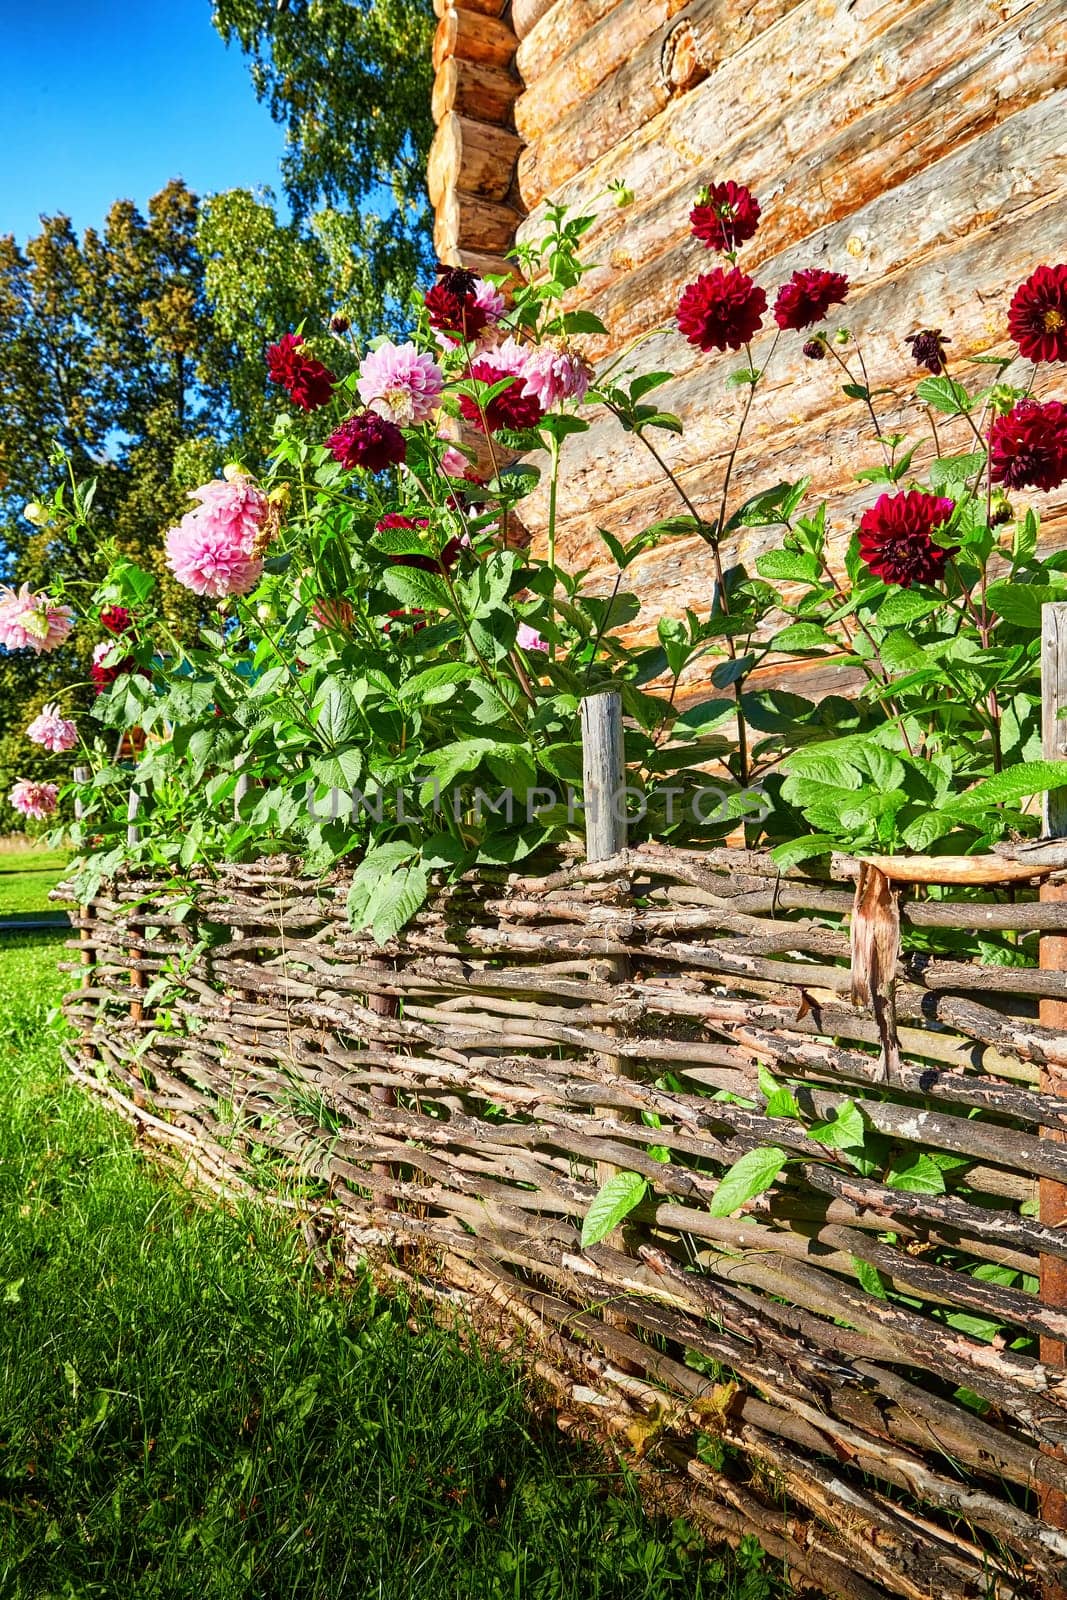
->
{"left": 62, "top": 844, "right": 1067, "bottom": 1600}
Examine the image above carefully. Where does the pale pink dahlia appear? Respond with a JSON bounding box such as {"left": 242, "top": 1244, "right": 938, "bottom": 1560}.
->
{"left": 9, "top": 779, "right": 59, "bottom": 821}
{"left": 26, "top": 703, "right": 78, "bottom": 753}
{"left": 472, "top": 278, "right": 507, "bottom": 325}
{"left": 517, "top": 621, "right": 548, "bottom": 652}
{"left": 165, "top": 476, "right": 271, "bottom": 599}
{"left": 521, "top": 344, "right": 592, "bottom": 410}
{"left": 0, "top": 585, "right": 75, "bottom": 654}
{"left": 357, "top": 340, "right": 444, "bottom": 426}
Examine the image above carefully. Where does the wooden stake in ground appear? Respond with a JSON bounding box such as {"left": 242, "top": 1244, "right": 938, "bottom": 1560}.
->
{"left": 1040, "top": 601, "right": 1067, "bottom": 1580}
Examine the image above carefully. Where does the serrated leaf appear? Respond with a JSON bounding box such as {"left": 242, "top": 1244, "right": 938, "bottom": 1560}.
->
{"left": 770, "top": 833, "right": 837, "bottom": 869}
{"left": 709, "top": 1146, "right": 788, "bottom": 1217}
{"left": 382, "top": 566, "right": 453, "bottom": 612}
{"left": 885, "top": 1152, "right": 946, "bottom": 1194}
{"left": 916, "top": 375, "right": 972, "bottom": 415}
{"left": 581, "top": 1170, "right": 648, "bottom": 1247}
{"left": 852, "top": 1257, "right": 888, "bottom": 1299}
{"left": 947, "top": 760, "right": 1067, "bottom": 813}
{"left": 756, "top": 550, "right": 821, "bottom": 583}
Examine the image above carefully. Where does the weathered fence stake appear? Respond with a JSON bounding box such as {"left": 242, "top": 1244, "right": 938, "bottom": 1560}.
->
{"left": 126, "top": 787, "right": 145, "bottom": 1025}
{"left": 1040, "top": 602, "right": 1067, "bottom": 1571}
{"left": 73, "top": 765, "right": 95, "bottom": 1056}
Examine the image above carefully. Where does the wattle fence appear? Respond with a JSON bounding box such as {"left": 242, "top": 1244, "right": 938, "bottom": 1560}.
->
{"left": 61, "top": 814, "right": 1067, "bottom": 1600}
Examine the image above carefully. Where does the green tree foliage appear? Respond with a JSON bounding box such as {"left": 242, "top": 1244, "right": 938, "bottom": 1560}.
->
{"left": 211, "top": 0, "right": 435, "bottom": 326}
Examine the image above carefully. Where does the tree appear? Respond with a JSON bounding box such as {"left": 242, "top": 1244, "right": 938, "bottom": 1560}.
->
{"left": 211, "top": 0, "right": 435, "bottom": 329}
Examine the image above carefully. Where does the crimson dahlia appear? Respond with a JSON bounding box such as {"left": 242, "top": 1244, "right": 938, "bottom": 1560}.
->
{"left": 858, "top": 491, "right": 956, "bottom": 588}
{"left": 1008, "top": 265, "right": 1067, "bottom": 363}
{"left": 266, "top": 332, "right": 337, "bottom": 411}
{"left": 677, "top": 268, "right": 766, "bottom": 353}
{"left": 989, "top": 398, "right": 1067, "bottom": 492}
{"left": 328, "top": 412, "right": 407, "bottom": 473}
{"left": 459, "top": 359, "right": 544, "bottom": 433}
{"left": 99, "top": 605, "right": 133, "bottom": 635}
{"left": 773, "top": 269, "right": 849, "bottom": 331}
{"left": 690, "top": 183, "right": 760, "bottom": 253}
{"left": 425, "top": 265, "right": 490, "bottom": 342}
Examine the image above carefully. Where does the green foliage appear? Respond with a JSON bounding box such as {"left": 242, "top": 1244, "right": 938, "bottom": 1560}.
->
{"left": 582, "top": 1171, "right": 648, "bottom": 1247}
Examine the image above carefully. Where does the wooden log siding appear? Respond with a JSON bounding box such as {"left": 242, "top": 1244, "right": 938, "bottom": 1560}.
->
{"left": 63, "top": 841, "right": 1067, "bottom": 1600}
{"left": 469, "top": 0, "right": 1067, "bottom": 661}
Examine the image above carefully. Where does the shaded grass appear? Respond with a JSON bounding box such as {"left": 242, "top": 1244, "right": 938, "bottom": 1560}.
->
{"left": 0, "top": 935, "right": 783, "bottom": 1600}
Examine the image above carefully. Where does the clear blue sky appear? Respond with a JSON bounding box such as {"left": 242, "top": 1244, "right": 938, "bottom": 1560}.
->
{"left": 0, "top": 0, "right": 286, "bottom": 244}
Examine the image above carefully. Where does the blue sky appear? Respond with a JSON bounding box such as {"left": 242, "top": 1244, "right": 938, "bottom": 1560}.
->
{"left": 0, "top": 0, "right": 286, "bottom": 244}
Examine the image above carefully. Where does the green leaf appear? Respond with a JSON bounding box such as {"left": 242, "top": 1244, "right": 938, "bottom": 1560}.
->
{"left": 770, "top": 622, "right": 835, "bottom": 652}
{"left": 381, "top": 566, "right": 453, "bottom": 612}
{"left": 885, "top": 1152, "right": 947, "bottom": 1194}
{"left": 770, "top": 834, "right": 837, "bottom": 869}
{"left": 929, "top": 450, "right": 985, "bottom": 489}
{"left": 755, "top": 550, "right": 821, "bottom": 583}
{"left": 709, "top": 1146, "right": 788, "bottom": 1217}
{"left": 314, "top": 682, "right": 361, "bottom": 746}
{"left": 581, "top": 1170, "right": 648, "bottom": 1247}
{"left": 852, "top": 1257, "right": 888, "bottom": 1299}
{"left": 916, "top": 376, "right": 972, "bottom": 415}
{"left": 808, "top": 1099, "right": 864, "bottom": 1150}
{"left": 362, "top": 860, "right": 429, "bottom": 945}
{"left": 946, "top": 760, "right": 1067, "bottom": 813}
{"left": 841, "top": 381, "right": 869, "bottom": 401}
{"left": 877, "top": 588, "right": 945, "bottom": 627}
{"left": 986, "top": 579, "right": 1067, "bottom": 628}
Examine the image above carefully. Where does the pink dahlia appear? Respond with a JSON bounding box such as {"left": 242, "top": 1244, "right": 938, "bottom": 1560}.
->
{"left": 9, "top": 778, "right": 58, "bottom": 821}
{"left": 517, "top": 621, "right": 548, "bottom": 652}
{"left": 439, "top": 444, "right": 482, "bottom": 482}
{"left": 357, "top": 340, "right": 444, "bottom": 425}
{"left": 1008, "top": 266, "right": 1067, "bottom": 364}
{"left": 677, "top": 269, "right": 766, "bottom": 353}
{"left": 266, "top": 332, "right": 337, "bottom": 411}
{"left": 989, "top": 398, "right": 1067, "bottom": 492}
{"left": 165, "top": 477, "right": 271, "bottom": 599}
{"left": 26, "top": 703, "right": 78, "bottom": 753}
{"left": 858, "top": 491, "right": 956, "bottom": 588}
{"left": 521, "top": 344, "right": 592, "bottom": 411}
{"left": 690, "top": 183, "right": 760, "bottom": 253}
{"left": 459, "top": 337, "right": 545, "bottom": 433}
{"left": 773, "top": 269, "right": 849, "bottom": 331}
{"left": 472, "top": 277, "right": 507, "bottom": 325}
{"left": 0, "top": 585, "right": 74, "bottom": 654}
{"left": 328, "top": 412, "right": 407, "bottom": 473}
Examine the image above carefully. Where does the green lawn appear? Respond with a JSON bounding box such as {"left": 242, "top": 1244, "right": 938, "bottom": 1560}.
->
{"left": 0, "top": 934, "right": 782, "bottom": 1600}
{"left": 0, "top": 846, "right": 70, "bottom": 916}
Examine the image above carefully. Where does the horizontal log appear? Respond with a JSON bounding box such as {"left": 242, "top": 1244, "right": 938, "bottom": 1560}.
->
{"left": 514, "top": 0, "right": 691, "bottom": 144}
{"left": 428, "top": 112, "right": 523, "bottom": 206}
{"left": 433, "top": 7, "right": 518, "bottom": 71}
{"left": 433, "top": 0, "right": 508, "bottom": 16}
{"left": 856, "top": 852, "right": 1061, "bottom": 886}
{"left": 433, "top": 190, "right": 523, "bottom": 260}
{"left": 511, "top": 0, "right": 559, "bottom": 41}
{"left": 432, "top": 56, "right": 521, "bottom": 124}
{"left": 514, "top": 0, "right": 623, "bottom": 81}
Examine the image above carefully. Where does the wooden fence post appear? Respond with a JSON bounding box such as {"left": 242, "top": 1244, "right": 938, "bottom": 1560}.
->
{"left": 126, "top": 787, "right": 145, "bottom": 1025}
{"left": 73, "top": 765, "right": 95, "bottom": 1057}
{"left": 1040, "top": 602, "right": 1067, "bottom": 1567}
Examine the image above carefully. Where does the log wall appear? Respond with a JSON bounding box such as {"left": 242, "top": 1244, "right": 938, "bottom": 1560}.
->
{"left": 428, "top": 0, "right": 1067, "bottom": 671}
{"left": 63, "top": 847, "right": 1067, "bottom": 1599}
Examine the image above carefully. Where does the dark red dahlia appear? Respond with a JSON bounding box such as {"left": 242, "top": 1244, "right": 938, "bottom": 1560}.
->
{"left": 989, "top": 398, "right": 1067, "bottom": 492}
{"left": 773, "top": 269, "right": 849, "bottom": 332}
{"left": 677, "top": 268, "right": 766, "bottom": 353}
{"left": 266, "top": 332, "right": 337, "bottom": 411}
{"left": 1008, "top": 265, "right": 1067, "bottom": 363}
{"left": 858, "top": 491, "right": 957, "bottom": 589}
{"left": 327, "top": 412, "right": 407, "bottom": 473}
{"left": 91, "top": 655, "right": 136, "bottom": 695}
{"left": 99, "top": 605, "right": 133, "bottom": 635}
{"left": 690, "top": 183, "right": 760, "bottom": 253}
{"left": 458, "top": 361, "right": 545, "bottom": 433}
{"left": 905, "top": 328, "right": 951, "bottom": 375}
{"left": 802, "top": 338, "right": 826, "bottom": 360}
{"left": 375, "top": 513, "right": 463, "bottom": 574}
{"left": 383, "top": 608, "right": 427, "bottom": 634}
{"left": 424, "top": 267, "right": 489, "bottom": 343}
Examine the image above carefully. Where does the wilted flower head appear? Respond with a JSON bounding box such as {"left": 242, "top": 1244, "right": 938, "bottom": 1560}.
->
{"left": 989, "top": 398, "right": 1067, "bottom": 492}
{"left": 521, "top": 344, "right": 592, "bottom": 411}
{"left": 0, "top": 585, "right": 74, "bottom": 654}
{"left": 858, "top": 491, "right": 956, "bottom": 588}
{"left": 357, "top": 340, "right": 444, "bottom": 426}
{"left": 1008, "top": 265, "right": 1067, "bottom": 363}
{"left": 26, "top": 703, "right": 78, "bottom": 753}
{"left": 328, "top": 411, "right": 407, "bottom": 473}
{"left": 311, "top": 597, "right": 356, "bottom": 633}
{"left": 9, "top": 778, "right": 58, "bottom": 821}
{"left": 459, "top": 338, "right": 545, "bottom": 433}
{"left": 773, "top": 269, "right": 849, "bottom": 331}
{"left": 905, "top": 328, "right": 951, "bottom": 375}
{"left": 517, "top": 621, "right": 548, "bottom": 652}
{"left": 266, "top": 332, "right": 337, "bottom": 410}
{"left": 690, "top": 182, "right": 760, "bottom": 253}
{"left": 677, "top": 268, "right": 766, "bottom": 352}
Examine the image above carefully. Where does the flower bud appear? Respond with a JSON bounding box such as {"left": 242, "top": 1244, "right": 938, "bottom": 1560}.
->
{"left": 802, "top": 338, "right": 826, "bottom": 360}
{"left": 989, "top": 491, "right": 1013, "bottom": 528}
{"left": 256, "top": 602, "right": 273, "bottom": 622}
{"left": 23, "top": 502, "right": 46, "bottom": 525}
{"left": 833, "top": 327, "right": 851, "bottom": 346}
{"left": 222, "top": 462, "right": 250, "bottom": 483}
{"left": 330, "top": 313, "right": 351, "bottom": 334}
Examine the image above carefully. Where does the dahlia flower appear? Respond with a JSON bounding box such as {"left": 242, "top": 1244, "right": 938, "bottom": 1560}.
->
{"left": 521, "top": 344, "right": 592, "bottom": 410}
{"left": 1008, "top": 265, "right": 1067, "bottom": 363}
{"left": 0, "top": 585, "right": 74, "bottom": 654}
{"left": 459, "top": 338, "right": 545, "bottom": 433}
{"left": 905, "top": 328, "right": 951, "bottom": 375}
{"left": 677, "top": 268, "right": 766, "bottom": 353}
{"left": 26, "top": 703, "right": 78, "bottom": 753}
{"left": 472, "top": 277, "right": 507, "bottom": 325}
{"left": 424, "top": 266, "right": 494, "bottom": 342}
{"left": 517, "top": 621, "right": 548, "bottom": 652}
{"left": 357, "top": 340, "right": 444, "bottom": 426}
{"left": 9, "top": 779, "right": 58, "bottom": 821}
{"left": 165, "top": 477, "right": 272, "bottom": 599}
{"left": 328, "top": 412, "right": 407, "bottom": 473}
{"left": 439, "top": 444, "right": 481, "bottom": 481}
{"left": 773, "top": 269, "right": 849, "bottom": 331}
{"left": 858, "top": 491, "right": 956, "bottom": 588}
{"left": 690, "top": 183, "right": 760, "bottom": 253}
{"left": 989, "top": 398, "right": 1067, "bottom": 492}
{"left": 91, "top": 638, "right": 136, "bottom": 694}
{"left": 99, "top": 604, "right": 133, "bottom": 635}
{"left": 266, "top": 332, "right": 337, "bottom": 410}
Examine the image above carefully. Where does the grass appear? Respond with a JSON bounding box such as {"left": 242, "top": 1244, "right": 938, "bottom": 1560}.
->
{"left": 0, "top": 933, "right": 783, "bottom": 1600}
{"left": 0, "top": 845, "right": 70, "bottom": 917}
